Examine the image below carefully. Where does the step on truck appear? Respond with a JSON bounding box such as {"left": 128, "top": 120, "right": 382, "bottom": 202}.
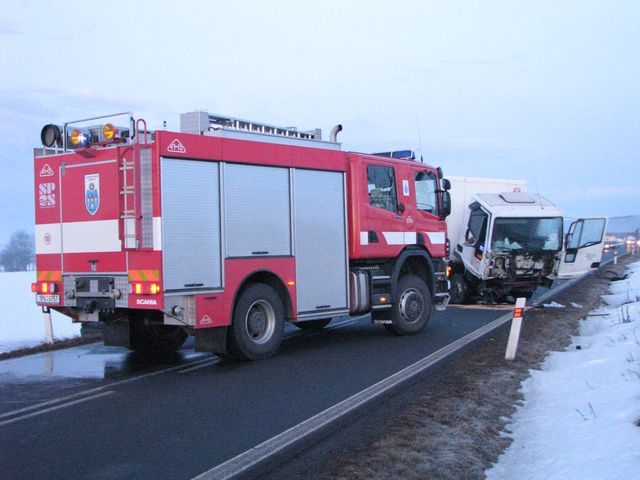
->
{"left": 32, "top": 111, "right": 451, "bottom": 359}
{"left": 446, "top": 176, "right": 607, "bottom": 303}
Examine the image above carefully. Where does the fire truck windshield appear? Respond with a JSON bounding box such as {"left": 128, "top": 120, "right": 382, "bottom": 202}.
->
{"left": 491, "top": 217, "right": 563, "bottom": 253}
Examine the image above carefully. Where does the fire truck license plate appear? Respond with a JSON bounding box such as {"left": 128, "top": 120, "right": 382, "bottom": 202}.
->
{"left": 36, "top": 294, "right": 59, "bottom": 304}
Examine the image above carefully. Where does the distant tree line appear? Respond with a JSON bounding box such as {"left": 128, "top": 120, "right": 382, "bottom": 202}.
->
{"left": 0, "top": 230, "right": 35, "bottom": 272}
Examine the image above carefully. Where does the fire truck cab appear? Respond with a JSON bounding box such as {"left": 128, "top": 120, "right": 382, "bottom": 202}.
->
{"left": 33, "top": 111, "right": 451, "bottom": 360}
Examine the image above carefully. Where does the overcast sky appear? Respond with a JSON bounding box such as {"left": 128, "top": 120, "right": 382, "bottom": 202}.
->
{"left": 1, "top": 0, "right": 639, "bottom": 245}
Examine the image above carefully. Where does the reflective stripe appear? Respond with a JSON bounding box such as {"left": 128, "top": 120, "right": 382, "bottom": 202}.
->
{"left": 382, "top": 232, "right": 417, "bottom": 245}
{"left": 36, "top": 220, "right": 121, "bottom": 254}
{"left": 382, "top": 232, "right": 405, "bottom": 245}
{"left": 376, "top": 231, "right": 445, "bottom": 246}
{"left": 128, "top": 270, "right": 160, "bottom": 282}
{"left": 426, "top": 232, "right": 446, "bottom": 245}
{"left": 37, "top": 271, "right": 62, "bottom": 281}
{"left": 359, "top": 231, "right": 369, "bottom": 246}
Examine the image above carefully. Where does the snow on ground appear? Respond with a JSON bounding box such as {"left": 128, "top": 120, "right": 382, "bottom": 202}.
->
{"left": 486, "top": 261, "right": 640, "bottom": 480}
{"left": 0, "top": 272, "right": 80, "bottom": 354}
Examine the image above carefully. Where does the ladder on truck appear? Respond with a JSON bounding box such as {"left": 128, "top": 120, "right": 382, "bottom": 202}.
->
{"left": 118, "top": 119, "right": 149, "bottom": 250}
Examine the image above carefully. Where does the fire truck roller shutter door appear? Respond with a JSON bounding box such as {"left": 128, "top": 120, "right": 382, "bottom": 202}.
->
{"left": 224, "top": 164, "right": 291, "bottom": 257}
{"left": 294, "top": 169, "right": 348, "bottom": 314}
{"left": 161, "top": 158, "right": 222, "bottom": 291}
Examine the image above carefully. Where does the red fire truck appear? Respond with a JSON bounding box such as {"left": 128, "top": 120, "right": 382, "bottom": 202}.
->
{"left": 33, "top": 111, "right": 451, "bottom": 359}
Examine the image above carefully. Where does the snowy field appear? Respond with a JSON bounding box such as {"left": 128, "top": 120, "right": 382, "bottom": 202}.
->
{"left": 486, "top": 261, "right": 640, "bottom": 480}
{"left": 0, "top": 272, "right": 80, "bottom": 354}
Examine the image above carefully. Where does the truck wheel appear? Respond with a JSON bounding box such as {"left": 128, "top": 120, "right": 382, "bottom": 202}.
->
{"left": 449, "top": 273, "right": 469, "bottom": 304}
{"left": 228, "top": 283, "right": 285, "bottom": 360}
{"left": 386, "top": 274, "right": 432, "bottom": 336}
{"left": 129, "top": 318, "right": 188, "bottom": 354}
{"left": 293, "top": 318, "right": 332, "bottom": 331}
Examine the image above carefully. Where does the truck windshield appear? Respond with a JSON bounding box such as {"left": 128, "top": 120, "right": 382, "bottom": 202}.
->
{"left": 491, "top": 217, "right": 563, "bottom": 253}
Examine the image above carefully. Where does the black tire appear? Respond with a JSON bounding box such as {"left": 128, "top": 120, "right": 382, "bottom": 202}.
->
{"left": 449, "top": 273, "right": 469, "bottom": 304}
{"left": 386, "top": 274, "right": 432, "bottom": 336}
{"left": 227, "top": 283, "right": 285, "bottom": 360}
{"left": 129, "top": 317, "right": 188, "bottom": 354}
{"left": 293, "top": 318, "right": 332, "bottom": 331}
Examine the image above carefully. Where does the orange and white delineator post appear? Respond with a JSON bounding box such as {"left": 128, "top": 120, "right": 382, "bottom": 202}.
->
{"left": 505, "top": 297, "right": 527, "bottom": 361}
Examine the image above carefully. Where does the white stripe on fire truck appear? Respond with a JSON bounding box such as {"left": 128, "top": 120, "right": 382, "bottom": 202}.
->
{"left": 381, "top": 231, "right": 417, "bottom": 245}
{"left": 359, "top": 231, "right": 446, "bottom": 246}
{"left": 153, "top": 216, "right": 162, "bottom": 251}
{"left": 35, "top": 217, "right": 163, "bottom": 254}
{"left": 426, "top": 232, "right": 446, "bottom": 245}
{"left": 359, "top": 231, "right": 369, "bottom": 246}
{"left": 36, "top": 220, "right": 120, "bottom": 254}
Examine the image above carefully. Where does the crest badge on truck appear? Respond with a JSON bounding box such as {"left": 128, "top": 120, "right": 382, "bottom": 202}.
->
{"left": 84, "top": 173, "right": 100, "bottom": 215}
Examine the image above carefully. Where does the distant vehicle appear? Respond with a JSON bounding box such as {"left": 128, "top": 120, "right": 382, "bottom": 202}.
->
{"left": 446, "top": 176, "right": 607, "bottom": 303}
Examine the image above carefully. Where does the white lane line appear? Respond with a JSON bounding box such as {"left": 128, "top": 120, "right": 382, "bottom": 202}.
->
{"left": 190, "top": 308, "right": 519, "bottom": 480}
{"left": 192, "top": 268, "right": 601, "bottom": 480}
{"left": 0, "top": 391, "right": 114, "bottom": 427}
{"left": 178, "top": 360, "right": 219, "bottom": 374}
{"left": 448, "top": 305, "right": 514, "bottom": 311}
{"left": 0, "top": 320, "right": 356, "bottom": 419}
{"left": 0, "top": 356, "right": 214, "bottom": 421}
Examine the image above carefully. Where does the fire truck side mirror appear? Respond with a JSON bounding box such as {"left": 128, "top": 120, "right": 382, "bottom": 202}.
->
{"left": 442, "top": 178, "right": 451, "bottom": 191}
{"left": 440, "top": 191, "right": 452, "bottom": 219}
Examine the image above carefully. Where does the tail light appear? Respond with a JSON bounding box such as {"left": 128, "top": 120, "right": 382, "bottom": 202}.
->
{"left": 131, "top": 282, "right": 161, "bottom": 295}
{"left": 31, "top": 282, "right": 57, "bottom": 293}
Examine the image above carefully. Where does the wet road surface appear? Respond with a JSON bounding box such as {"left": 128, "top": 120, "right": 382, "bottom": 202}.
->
{"left": 1, "top": 306, "right": 505, "bottom": 480}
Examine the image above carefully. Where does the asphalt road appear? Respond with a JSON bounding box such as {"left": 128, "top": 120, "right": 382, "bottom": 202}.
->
{"left": 1, "top": 251, "right": 623, "bottom": 479}
{"left": 0, "top": 304, "right": 512, "bottom": 480}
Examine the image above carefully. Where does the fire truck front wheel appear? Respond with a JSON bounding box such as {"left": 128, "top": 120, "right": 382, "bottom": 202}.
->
{"left": 386, "top": 274, "right": 432, "bottom": 336}
{"left": 228, "top": 283, "right": 285, "bottom": 360}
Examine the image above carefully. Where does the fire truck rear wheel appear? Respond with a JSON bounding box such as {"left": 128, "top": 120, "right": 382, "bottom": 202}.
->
{"left": 129, "top": 318, "right": 188, "bottom": 354}
{"left": 386, "top": 274, "right": 431, "bottom": 336}
{"left": 293, "top": 318, "right": 332, "bottom": 331}
{"left": 228, "top": 283, "right": 285, "bottom": 360}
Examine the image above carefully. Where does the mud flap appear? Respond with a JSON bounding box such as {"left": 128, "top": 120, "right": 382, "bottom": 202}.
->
{"left": 195, "top": 326, "right": 228, "bottom": 354}
{"left": 103, "top": 322, "right": 131, "bottom": 348}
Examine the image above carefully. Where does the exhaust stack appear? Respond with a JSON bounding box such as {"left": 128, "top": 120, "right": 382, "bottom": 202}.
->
{"left": 330, "top": 124, "right": 343, "bottom": 143}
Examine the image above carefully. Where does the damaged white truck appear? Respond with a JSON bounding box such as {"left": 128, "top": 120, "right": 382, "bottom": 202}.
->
{"left": 446, "top": 176, "right": 607, "bottom": 303}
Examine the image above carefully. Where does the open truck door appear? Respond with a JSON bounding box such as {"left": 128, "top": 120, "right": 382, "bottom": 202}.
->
{"left": 556, "top": 217, "right": 607, "bottom": 279}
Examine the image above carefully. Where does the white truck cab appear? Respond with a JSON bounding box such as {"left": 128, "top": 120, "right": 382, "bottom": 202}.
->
{"left": 447, "top": 182, "right": 606, "bottom": 303}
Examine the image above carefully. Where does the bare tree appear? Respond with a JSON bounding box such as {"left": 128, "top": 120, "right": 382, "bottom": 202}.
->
{"left": 0, "top": 230, "right": 35, "bottom": 272}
